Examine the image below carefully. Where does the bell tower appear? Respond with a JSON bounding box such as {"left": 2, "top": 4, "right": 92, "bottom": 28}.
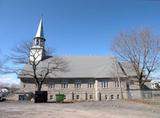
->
{"left": 30, "top": 19, "right": 46, "bottom": 62}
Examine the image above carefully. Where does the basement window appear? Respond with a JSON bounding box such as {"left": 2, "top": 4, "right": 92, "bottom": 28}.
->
{"left": 76, "top": 95, "right": 79, "bottom": 99}
{"left": 117, "top": 94, "right": 119, "bottom": 99}
{"left": 111, "top": 95, "right": 114, "bottom": 100}
{"left": 50, "top": 95, "right": 53, "bottom": 99}
{"left": 64, "top": 95, "right": 66, "bottom": 99}
{"left": 105, "top": 95, "right": 108, "bottom": 100}
{"left": 89, "top": 95, "right": 93, "bottom": 100}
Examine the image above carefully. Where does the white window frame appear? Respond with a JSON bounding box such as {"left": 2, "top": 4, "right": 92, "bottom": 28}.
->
{"left": 61, "top": 80, "right": 68, "bottom": 88}
{"left": 48, "top": 82, "right": 55, "bottom": 89}
{"left": 115, "top": 80, "right": 119, "bottom": 88}
{"left": 101, "top": 80, "right": 108, "bottom": 88}
{"left": 74, "top": 80, "right": 81, "bottom": 88}
{"left": 88, "top": 82, "right": 94, "bottom": 88}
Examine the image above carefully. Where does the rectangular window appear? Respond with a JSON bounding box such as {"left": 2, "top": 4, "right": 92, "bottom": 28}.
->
{"left": 76, "top": 95, "right": 79, "bottom": 99}
{"left": 88, "top": 81, "right": 94, "bottom": 88}
{"left": 74, "top": 80, "right": 81, "bottom": 88}
{"left": 48, "top": 83, "right": 55, "bottom": 88}
{"left": 89, "top": 95, "right": 93, "bottom": 100}
{"left": 61, "top": 83, "right": 68, "bottom": 88}
{"left": 64, "top": 95, "right": 66, "bottom": 99}
{"left": 111, "top": 95, "right": 114, "bottom": 100}
{"left": 50, "top": 95, "right": 53, "bottom": 99}
{"left": 115, "top": 80, "right": 119, "bottom": 88}
{"left": 117, "top": 94, "right": 119, "bottom": 99}
{"left": 74, "top": 83, "right": 81, "bottom": 88}
{"left": 101, "top": 80, "right": 108, "bottom": 88}
{"left": 61, "top": 80, "right": 68, "bottom": 88}
{"left": 105, "top": 95, "right": 108, "bottom": 100}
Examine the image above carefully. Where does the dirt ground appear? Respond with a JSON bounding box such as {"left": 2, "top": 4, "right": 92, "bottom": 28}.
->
{"left": 0, "top": 100, "right": 160, "bottom": 118}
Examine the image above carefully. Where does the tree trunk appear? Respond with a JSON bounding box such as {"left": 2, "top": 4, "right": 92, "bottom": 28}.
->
{"left": 37, "top": 84, "right": 42, "bottom": 91}
{"left": 139, "top": 80, "right": 144, "bottom": 90}
{"left": 126, "top": 80, "right": 131, "bottom": 99}
{"left": 138, "top": 80, "right": 144, "bottom": 99}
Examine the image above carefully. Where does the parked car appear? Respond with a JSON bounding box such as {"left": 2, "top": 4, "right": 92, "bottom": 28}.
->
{"left": 0, "top": 92, "right": 6, "bottom": 101}
{"left": 0, "top": 88, "right": 9, "bottom": 101}
{"left": 0, "top": 88, "right": 8, "bottom": 93}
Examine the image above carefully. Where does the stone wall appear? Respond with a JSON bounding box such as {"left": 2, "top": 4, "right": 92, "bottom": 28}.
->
{"left": 20, "top": 78, "right": 149, "bottom": 101}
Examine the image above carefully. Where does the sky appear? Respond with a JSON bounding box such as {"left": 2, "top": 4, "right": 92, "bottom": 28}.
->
{"left": 0, "top": 0, "right": 160, "bottom": 84}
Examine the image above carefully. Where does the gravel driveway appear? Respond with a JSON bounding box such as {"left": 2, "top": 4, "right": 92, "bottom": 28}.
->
{"left": 0, "top": 100, "right": 159, "bottom": 118}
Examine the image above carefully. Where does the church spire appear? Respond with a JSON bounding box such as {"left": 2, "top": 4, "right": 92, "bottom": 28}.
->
{"left": 35, "top": 18, "right": 44, "bottom": 38}
{"left": 30, "top": 18, "right": 46, "bottom": 62}
{"left": 33, "top": 18, "right": 46, "bottom": 47}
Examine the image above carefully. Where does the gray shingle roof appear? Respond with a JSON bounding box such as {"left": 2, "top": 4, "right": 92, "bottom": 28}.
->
{"left": 19, "top": 56, "right": 136, "bottom": 79}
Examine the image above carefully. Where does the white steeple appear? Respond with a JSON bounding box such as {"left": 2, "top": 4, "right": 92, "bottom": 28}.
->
{"left": 30, "top": 18, "right": 46, "bottom": 62}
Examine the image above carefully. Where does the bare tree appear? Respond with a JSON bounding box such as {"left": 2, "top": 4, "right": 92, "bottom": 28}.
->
{"left": 10, "top": 40, "right": 68, "bottom": 91}
{"left": 10, "top": 40, "right": 53, "bottom": 64}
{"left": 0, "top": 50, "right": 10, "bottom": 74}
{"left": 0, "top": 59, "right": 7, "bottom": 73}
{"left": 112, "top": 28, "right": 160, "bottom": 89}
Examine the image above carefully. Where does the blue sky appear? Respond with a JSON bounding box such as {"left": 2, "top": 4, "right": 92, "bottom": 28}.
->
{"left": 0, "top": 0, "right": 160, "bottom": 84}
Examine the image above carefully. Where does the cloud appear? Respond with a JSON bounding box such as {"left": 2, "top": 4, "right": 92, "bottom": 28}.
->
{"left": 0, "top": 74, "right": 20, "bottom": 86}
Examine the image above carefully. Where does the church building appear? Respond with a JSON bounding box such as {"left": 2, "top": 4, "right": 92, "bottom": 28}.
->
{"left": 19, "top": 19, "right": 149, "bottom": 102}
